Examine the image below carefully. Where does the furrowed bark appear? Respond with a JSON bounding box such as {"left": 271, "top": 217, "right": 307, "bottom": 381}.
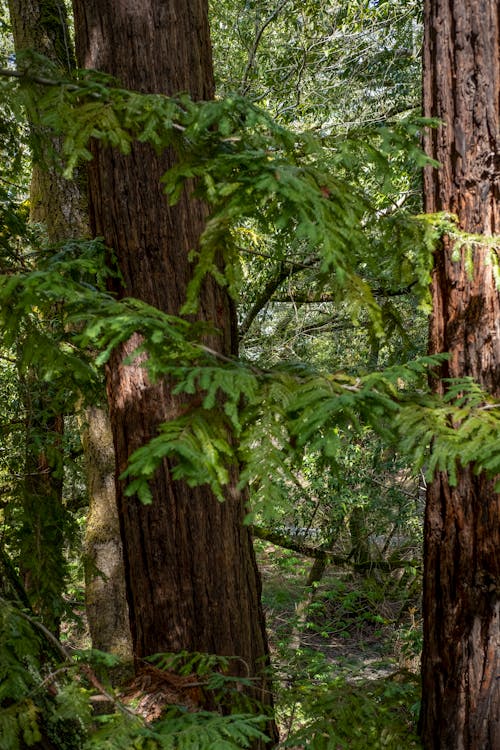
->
{"left": 421, "top": 1, "right": 500, "bottom": 747}
{"left": 72, "top": 1, "right": 276, "bottom": 740}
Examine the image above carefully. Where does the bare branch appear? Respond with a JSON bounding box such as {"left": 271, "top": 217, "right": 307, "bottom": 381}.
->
{"left": 251, "top": 525, "right": 419, "bottom": 572}
{"left": 240, "top": 0, "right": 291, "bottom": 95}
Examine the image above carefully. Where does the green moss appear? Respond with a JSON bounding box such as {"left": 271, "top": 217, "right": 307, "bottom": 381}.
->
{"left": 39, "top": 0, "right": 75, "bottom": 71}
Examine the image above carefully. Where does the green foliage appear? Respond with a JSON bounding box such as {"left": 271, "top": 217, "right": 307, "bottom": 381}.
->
{"left": 0, "top": 71, "right": 498, "bottom": 591}
{"left": 257, "top": 539, "right": 422, "bottom": 746}
{"left": 148, "top": 651, "right": 260, "bottom": 707}
{"left": 282, "top": 675, "right": 421, "bottom": 749}
{"left": 0, "top": 68, "right": 456, "bottom": 522}
{"left": 85, "top": 710, "right": 269, "bottom": 750}
{"left": 150, "top": 650, "right": 235, "bottom": 677}
{"left": 0, "top": 702, "right": 42, "bottom": 750}
{"left": 395, "top": 617, "right": 423, "bottom": 669}
{"left": 0, "top": 209, "right": 104, "bottom": 625}
{"left": 0, "top": 602, "right": 43, "bottom": 707}
{"left": 3, "top": 228, "right": 500, "bottom": 513}
{"left": 0, "top": 5, "right": 498, "bottom": 745}
{"left": 1, "top": 65, "right": 440, "bottom": 321}
{"left": 83, "top": 322, "right": 500, "bottom": 512}
{"left": 278, "top": 429, "right": 423, "bottom": 561}
{"left": 0, "top": 600, "right": 270, "bottom": 750}
{"left": 144, "top": 710, "right": 268, "bottom": 750}
{"left": 5, "top": 63, "right": 485, "bottom": 524}
{"left": 308, "top": 578, "right": 388, "bottom": 637}
{"left": 210, "top": 0, "right": 422, "bottom": 129}
{"left": 0, "top": 601, "right": 87, "bottom": 750}
{"left": 397, "top": 377, "right": 500, "bottom": 487}
{"left": 0, "top": 236, "right": 109, "bottom": 398}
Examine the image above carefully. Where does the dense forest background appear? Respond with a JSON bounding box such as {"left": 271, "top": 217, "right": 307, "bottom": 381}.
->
{"left": 0, "top": 1, "right": 498, "bottom": 749}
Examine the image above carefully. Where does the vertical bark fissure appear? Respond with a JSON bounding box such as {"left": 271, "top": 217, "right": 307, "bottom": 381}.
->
{"left": 421, "top": 1, "right": 500, "bottom": 747}
{"left": 72, "top": 1, "right": 276, "bottom": 739}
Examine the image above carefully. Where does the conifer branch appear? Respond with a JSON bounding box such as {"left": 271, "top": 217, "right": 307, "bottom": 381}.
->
{"left": 271, "top": 283, "right": 417, "bottom": 303}
{"left": 0, "top": 66, "right": 77, "bottom": 88}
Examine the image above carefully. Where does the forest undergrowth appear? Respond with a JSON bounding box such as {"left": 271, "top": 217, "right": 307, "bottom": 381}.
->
{"left": 257, "top": 541, "right": 422, "bottom": 747}
{"left": 0, "top": 517, "right": 423, "bottom": 749}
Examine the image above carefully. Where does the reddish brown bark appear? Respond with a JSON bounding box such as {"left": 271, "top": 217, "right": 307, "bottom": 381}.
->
{"left": 421, "top": 1, "right": 500, "bottom": 747}
{"left": 72, "top": 0, "right": 275, "bottom": 737}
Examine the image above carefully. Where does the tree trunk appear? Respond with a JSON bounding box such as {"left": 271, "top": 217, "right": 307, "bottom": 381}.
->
{"left": 8, "top": 0, "right": 86, "bottom": 239}
{"left": 79, "top": 406, "right": 132, "bottom": 662}
{"left": 8, "top": 0, "right": 131, "bottom": 651}
{"left": 19, "top": 397, "right": 65, "bottom": 630}
{"left": 349, "top": 505, "right": 370, "bottom": 565}
{"left": 421, "top": 1, "right": 500, "bottom": 747}
{"left": 8, "top": 0, "right": 82, "bottom": 632}
{"left": 72, "top": 0, "right": 276, "bottom": 736}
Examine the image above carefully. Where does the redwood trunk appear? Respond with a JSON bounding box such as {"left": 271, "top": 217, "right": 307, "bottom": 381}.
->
{"left": 421, "top": 1, "right": 500, "bottom": 747}
{"left": 72, "top": 0, "right": 275, "bottom": 731}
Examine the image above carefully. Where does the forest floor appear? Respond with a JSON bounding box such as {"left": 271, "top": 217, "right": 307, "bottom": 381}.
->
{"left": 257, "top": 540, "right": 421, "bottom": 676}
{"left": 257, "top": 540, "right": 422, "bottom": 748}
{"left": 63, "top": 539, "right": 422, "bottom": 746}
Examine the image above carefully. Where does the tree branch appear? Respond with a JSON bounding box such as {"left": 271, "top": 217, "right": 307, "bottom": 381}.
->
{"left": 271, "top": 283, "right": 417, "bottom": 304}
{"left": 240, "top": 0, "right": 291, "bottom": 95}
{"left": 1, "top": 600, "right": 138, "bottom": 718}
{"left": 251, "top": 525, "right": 419, "bottom": 572}
{"left": 0, "top": 66, "right": 75, "bottom": 88}
{"left": 239, "top": 262, "right": 291, "bottom": 339}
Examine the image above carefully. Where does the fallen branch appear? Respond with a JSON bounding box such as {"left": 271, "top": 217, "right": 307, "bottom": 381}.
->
{"left": 251, "top": 526, "right": 420, "bottom": 572}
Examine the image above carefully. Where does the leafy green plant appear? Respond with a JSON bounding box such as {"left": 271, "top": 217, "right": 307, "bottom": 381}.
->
{"left": 3, "top": 65, "right": 498, "bottom": 518}
{"left": 281, "top": 675, "right": 421, "bottom": 749}
{"left": 0, "top": 600, "right": 272, "bottom": 750}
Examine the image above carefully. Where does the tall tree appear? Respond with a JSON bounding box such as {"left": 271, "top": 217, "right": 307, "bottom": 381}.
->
{"left": 421, "top": 0, "right": 500, "bottom": 747}
{"left": 72, "top": 0, "right": 276, "bottom": 735}
{"left": 7, "top": 0, "right": 131, "bottom": 653}
{"left": 7, "top": 0, "right": 82, "bottom": 630}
